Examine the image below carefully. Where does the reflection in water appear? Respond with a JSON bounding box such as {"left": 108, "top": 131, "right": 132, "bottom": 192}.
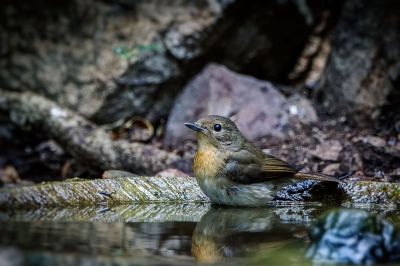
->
{"left": 0, "top": 203, "right": 210, "bottom": 223}
{"left": 0, "top": 204, "right": 212, "bottom": 265}
{"left": 1, "top": 203, "right": 393, "bottom": 265}
{"left": 0, "top": 222, "right": 195, "bottom": 253}
{"left": 191, "top": 206, "right": 312, "bottom": 264}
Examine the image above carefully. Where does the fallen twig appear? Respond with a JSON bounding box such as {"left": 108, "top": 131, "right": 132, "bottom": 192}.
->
{"left": 0, "top": 90, "right": 185, "bottom": 174}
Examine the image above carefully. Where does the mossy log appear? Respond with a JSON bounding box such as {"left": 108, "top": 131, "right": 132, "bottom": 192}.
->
{"left": 0, "top": 175, "right": 208, "bottom": 209}
{"left": 0, "top": 91, "right": 185, "bottom": 174}
{"left": 1, "top": 172, "right": 400, "bottom": 209}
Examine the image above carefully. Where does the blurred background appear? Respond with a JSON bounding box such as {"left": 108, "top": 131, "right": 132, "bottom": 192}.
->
{"left": 1, "top": 1, "right": 400, "bottom": 266}
{"left": 0, "top": 0, "right": 399, "bottom": 184}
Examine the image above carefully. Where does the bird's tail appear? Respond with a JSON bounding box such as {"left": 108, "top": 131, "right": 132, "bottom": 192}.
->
{"left": 294, "top": 172, "right": 339, "bottom": 182}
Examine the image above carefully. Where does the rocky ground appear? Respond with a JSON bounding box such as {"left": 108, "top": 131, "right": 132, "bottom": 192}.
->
{"left": 0, "top": 0, "right": 399, "bottom": 186}
{"left": 1, "top": 63, "right": 399, "bottom": 186}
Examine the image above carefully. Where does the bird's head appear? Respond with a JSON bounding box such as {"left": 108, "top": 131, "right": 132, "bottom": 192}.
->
{"left": 185, "top": 115, "right": 244, "bottom": 151}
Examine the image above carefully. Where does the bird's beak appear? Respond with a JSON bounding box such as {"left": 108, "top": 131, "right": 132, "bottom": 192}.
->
{"left": 185, "top": 122, "right": 206, "bottom": 132}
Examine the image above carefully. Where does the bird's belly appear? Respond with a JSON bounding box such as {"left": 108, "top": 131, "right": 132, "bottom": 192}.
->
{"left": 194, "top": 148, "right": 288, "bottom": 206}
{"left": 196, "top": 176, "right": 279, "bottom": 207}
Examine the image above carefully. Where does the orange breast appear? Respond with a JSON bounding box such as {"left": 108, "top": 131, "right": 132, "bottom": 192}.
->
{"left": 193, "top": 147, "right": 225, "bottom": 179}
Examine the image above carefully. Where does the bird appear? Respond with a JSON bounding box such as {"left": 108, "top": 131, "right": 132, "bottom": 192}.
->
{"left": 192, "top": 207, "right": 293, "bottom": 263}
{"left": 185, "top": 115, "right": 339, "bottom": 206}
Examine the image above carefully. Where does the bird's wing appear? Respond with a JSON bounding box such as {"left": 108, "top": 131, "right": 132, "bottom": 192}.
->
{"left": 224, "top": 145, "right": 296, "bottom": 184}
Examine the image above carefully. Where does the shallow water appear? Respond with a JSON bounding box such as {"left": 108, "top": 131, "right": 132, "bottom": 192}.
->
{"left": 0, "top": 203, "right": 399, "bottom": 266}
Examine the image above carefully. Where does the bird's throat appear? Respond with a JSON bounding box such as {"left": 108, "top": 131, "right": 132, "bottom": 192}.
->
{"left": 193, "top": 136, "right": 225, "bottom": 180}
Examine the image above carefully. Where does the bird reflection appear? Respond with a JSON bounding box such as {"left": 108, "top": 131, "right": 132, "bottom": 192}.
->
{"left": 191, "top": 207, "right": 303, "bottom": 263}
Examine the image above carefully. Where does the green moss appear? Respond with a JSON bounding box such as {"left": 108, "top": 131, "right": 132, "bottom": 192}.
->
{"left": 384, "top": 184, "right": 400, "bottom": 202}
{"left": 341, "top": 181, "right": 400, "bottom": 205}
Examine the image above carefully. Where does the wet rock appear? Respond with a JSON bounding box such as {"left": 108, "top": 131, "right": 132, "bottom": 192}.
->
{"left": 310, "top": 140, "right": 342, "bottom": 161}
{"left": 341, "top": 181, "right": 400, "bottom": 206}
{"left": 275, "top": 179, "right": 400, "bottom": 206}
{"left": 165, "top": 64, "right": 318, "bottom": 147}
{"left": 274, "top": 180, "right": 346, "bottom": 203}
{"left": 307, "top": 209, "right": 400, "bottom": 264}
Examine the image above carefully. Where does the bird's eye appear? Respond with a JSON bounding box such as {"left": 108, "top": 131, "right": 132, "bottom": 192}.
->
{"left": 213, "top": 123, "right": 222, "bottom": 132}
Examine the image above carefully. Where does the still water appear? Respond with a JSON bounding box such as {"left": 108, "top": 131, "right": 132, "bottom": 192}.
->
{"left": 0, "top": 203, "right": 398, "bottom": 265}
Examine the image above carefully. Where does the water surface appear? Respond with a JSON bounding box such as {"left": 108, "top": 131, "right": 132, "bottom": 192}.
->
{"left": 0, "top": 203, "right": 398, "bottom": 265}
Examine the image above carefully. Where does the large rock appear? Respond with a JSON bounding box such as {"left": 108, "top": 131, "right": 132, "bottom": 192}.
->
{"left": 0, "top": 0, "right": 341, "bottom": 125}
{"left": 307, "top": 209, "right": 400, "bottom": 264}
{"left": 319, "top": 0, "right": 400, "bottom": 123}
{"left": 0, "top": 0, "right": 231, "bottom": 123}
{"left": 164, "top": 64, "right": 318, "bottom": 148}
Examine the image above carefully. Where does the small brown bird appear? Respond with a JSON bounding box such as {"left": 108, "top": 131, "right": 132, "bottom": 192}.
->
{"left": 185, "top": 115, "right": 339, "bottom": 206}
